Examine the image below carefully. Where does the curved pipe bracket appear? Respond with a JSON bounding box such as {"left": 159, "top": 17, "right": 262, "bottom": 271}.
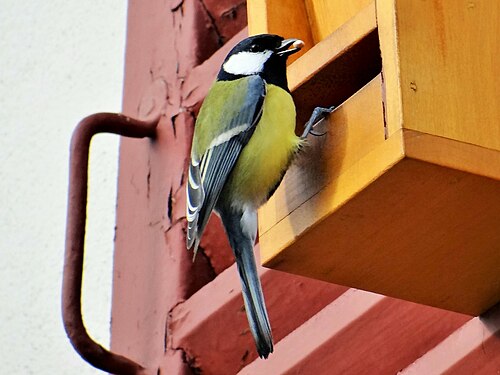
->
{"left": 62, "top": 113, "right": 159, "bottom": 375}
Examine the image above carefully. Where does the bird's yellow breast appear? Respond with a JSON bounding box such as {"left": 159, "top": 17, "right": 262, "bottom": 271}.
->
{"left": 224, "top": 84, "right": 301, "bottom": 208}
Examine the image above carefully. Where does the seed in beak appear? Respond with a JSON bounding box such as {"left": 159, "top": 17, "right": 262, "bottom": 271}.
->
{"left": 292, "top": 40, "right": 304, "bottom": 50}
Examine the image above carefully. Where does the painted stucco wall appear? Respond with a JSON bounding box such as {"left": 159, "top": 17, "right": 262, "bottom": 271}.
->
{"left": 0, "top": 2, "right": 126, "bottom": 373}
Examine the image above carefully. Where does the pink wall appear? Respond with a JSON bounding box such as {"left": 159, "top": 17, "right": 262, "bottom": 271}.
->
{"left": 111, "top": 1, "right": 500, "bottom": 373}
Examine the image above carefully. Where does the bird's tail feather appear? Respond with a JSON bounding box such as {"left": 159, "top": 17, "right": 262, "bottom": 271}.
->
{"left": 234, "top": 243, "right": 274, "bottom": 358}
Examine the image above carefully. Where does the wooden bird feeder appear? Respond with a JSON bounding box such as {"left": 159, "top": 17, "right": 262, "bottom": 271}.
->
{"left": 250, "top": 0, "right": 500, "bottom": 316}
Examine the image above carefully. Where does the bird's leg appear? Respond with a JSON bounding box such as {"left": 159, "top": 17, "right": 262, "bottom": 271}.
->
{"left": 300, "top": 106, "right": 335, "bottom": 139}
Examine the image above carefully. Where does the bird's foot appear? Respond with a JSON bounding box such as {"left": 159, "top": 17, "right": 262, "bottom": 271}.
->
{"left": 300, "top": 106, "right": 335, "bottom": 139}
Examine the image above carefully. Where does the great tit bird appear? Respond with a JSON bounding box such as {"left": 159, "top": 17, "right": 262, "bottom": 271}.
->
{"left": 186, "top": 34, "right": 332, "bottom": 358}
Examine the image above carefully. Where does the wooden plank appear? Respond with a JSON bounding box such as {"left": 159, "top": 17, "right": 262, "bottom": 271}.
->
{"left": 259, "top": 75, "right": 387, "bottom": 235}
{"left": 169, "top": 246, "right": 347, "bottom": 375}
{"left": 375, "top": 0, "right": 403, "bottom": 138}
{"left": 304, "top": 0, "right": 373, "bottom": 42}
{"left": 444, "top": 335, "right": 500, "bottom": 374}
{"left": 400, "top": 304, "right": 500, "bottom": 375}
{"left": 396, "top": 1, "right": 500, "bottom": 151}
{"left": 240, "top": 290, "right": 469, "bottom": 374}
{"left": 404, "top": 129, "right": 500, "bottom": 181}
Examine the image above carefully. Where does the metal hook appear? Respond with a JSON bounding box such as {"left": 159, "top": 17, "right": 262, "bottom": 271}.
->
{"left": 63, "top": 113, "right": 158, "bottom": 375}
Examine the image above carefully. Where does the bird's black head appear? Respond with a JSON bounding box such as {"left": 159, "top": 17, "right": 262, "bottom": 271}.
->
{"left": 217, "top": 34, "right": 304, "bottom": 91}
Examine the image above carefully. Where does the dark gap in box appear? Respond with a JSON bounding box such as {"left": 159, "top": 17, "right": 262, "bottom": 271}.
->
{"left": 293, "top": 28, "right": 382, "bottom": 129}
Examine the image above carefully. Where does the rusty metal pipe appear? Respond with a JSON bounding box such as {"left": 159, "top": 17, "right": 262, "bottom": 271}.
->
{"left": 63, "top": 113, "right": 158, "bottom": 374}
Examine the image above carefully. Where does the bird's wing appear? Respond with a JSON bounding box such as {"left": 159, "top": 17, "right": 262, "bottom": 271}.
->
{"left": 186, "top": 75, "right": 266, "bottom": 254}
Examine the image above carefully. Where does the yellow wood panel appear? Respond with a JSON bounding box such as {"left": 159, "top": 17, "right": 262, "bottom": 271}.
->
{"left": 375, "top": 0, "right": 403, "bottom": 138}
{"left": 247, "top": 0, "right": 315, "bottom": 61}
{"left": 259, "top": 128, "right": 404, "bottom": 261}
{"left": 396, "top": 1, "right": 500, "bottom": 151}
{"left": 262, "top": 155, "right": 500, "bottom": 316}
{"left": 259, "top": 76, "right": 387, "bottom": 235}
{"left": 304, "top": 0, "right": 373, "bottom": 42}
{"left": 404, "top": 129, "right": 500, "bottom": 181}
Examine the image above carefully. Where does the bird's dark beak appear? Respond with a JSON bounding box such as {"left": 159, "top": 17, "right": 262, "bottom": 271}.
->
{"left": 276, "top": 38, "right": 304, "bottom": 57}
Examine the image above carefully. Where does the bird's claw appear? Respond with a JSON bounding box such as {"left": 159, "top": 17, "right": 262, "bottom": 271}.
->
{"left": 301, "top": 105, "right": 335, "bottom": 139}
{"left": 309, "top": 129, "right": 327, "bottom": 137}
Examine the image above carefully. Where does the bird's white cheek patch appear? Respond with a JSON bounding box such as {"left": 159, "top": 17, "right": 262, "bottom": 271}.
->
{"left": 223, "top": 51, "right": 272, "bottom": 76}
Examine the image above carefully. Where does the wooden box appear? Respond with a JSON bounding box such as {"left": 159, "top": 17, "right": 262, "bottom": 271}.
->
{"left": 249, "top": 0, "right": 500, "bottom": 315}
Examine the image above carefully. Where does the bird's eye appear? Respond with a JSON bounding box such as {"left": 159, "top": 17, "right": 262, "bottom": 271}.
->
{"left": 249, "top": 44, "right": 259, "bottom": 52}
